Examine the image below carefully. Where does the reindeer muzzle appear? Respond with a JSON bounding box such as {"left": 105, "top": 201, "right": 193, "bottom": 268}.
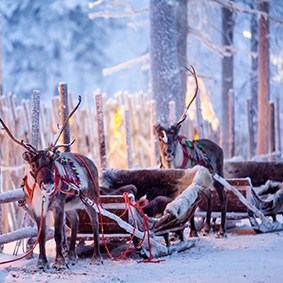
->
{"left": 34, "top": 167, "right": 55, "bottom": 195}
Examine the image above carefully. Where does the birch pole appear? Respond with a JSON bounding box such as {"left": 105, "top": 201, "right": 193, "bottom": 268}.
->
{"left": 276, "top": 97, "right": 281, "bottom": 153}
{"left": 247, "top": 99, "right": 254, "bottom": 160}
{"left": 228, "top": 89, "right": 235, "bottom": 159}
{"left": 196, "top": 94, "right": 203, "bottom": 139}
{"left": 25, "top": 90, "right": 40, "bottom": 258}
{"left": 150, "top": 100, "right": 159, "bottom": 167}
{"left": 269, "top": 101, "right": 275, "bottom": 159}
{"left": 95, "top": 93, "right": 107, "bottom": 171}
{"left": 124, "top": 109, "right": 133, "bottom": 169}
{"left": 58, "top": 83, "right": 70, "bottom": 152}
{"left": 169, "top": 101, "right": 176, "bottom": 126}
{"left": 31, "top": 90, "right": 40, "bottom": 149}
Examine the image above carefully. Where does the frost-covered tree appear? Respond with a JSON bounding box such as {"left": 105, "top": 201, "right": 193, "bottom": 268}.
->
{"left": 150, "top": 0, "right": 181, "bottom": 127}
{"left": 221, "top": 2, "right": 234, "bottom": 158}
{"left": 177, "top": 0, "right": 188, "bottom": 118}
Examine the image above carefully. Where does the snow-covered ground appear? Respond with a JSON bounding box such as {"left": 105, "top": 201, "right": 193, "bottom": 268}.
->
{"left": 0, "top": 219, "right": 282, "bottom": 283}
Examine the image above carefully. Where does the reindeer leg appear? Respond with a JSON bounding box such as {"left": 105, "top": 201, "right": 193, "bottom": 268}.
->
{"left": 65, "top": 210, "right": 79, "bottom": 265}
{"left": 52, "top": 204, "right": 67, "bottom": 269}
{"left": 35, "top": 215, "right": 49, "bottom": 269}
{"left": 201, "top": 188, "right": 213, "bottom": 236}
{"left": 86, "top": 206, "right": 103, "bottom": 265}
{"left": 214, "top": 181, "right": 227, "bottom": 238}
{"left": 189, "top": 216, "right": 198, "bottom": 237}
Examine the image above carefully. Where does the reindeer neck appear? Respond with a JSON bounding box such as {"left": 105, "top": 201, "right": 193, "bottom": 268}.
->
{"left": 175, "top": 140, "right": 187, "bottom": 168}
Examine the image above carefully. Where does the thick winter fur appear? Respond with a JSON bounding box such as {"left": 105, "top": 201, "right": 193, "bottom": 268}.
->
{"left": 252, "top": 181, "right": 283, "bottom": 221}
{"left": 155, "top": 124, "right": 227, "bottom": 237}
{"left": 165, "top": 167, "right": 213, "bottom": 218}
{"left": 23, "top": 151, "right": 102, "bottom": 269}
{"left": 100, "top": 166, "right": 210, "bottom": 217}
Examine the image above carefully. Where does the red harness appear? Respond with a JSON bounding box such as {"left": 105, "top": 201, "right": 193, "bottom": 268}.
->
{"left": 177, "top": 136, "right": 199, "bottom": 169}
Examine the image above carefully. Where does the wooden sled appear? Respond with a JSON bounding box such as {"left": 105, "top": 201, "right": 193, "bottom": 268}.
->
{"left": 196, "top": 178, "right": 252, "bottom": 220}
{"left": 212, "top": 174, "right": 283, "bottom": 233}
{"left": 75, "top": 194, "right": 200, "bottom": 259}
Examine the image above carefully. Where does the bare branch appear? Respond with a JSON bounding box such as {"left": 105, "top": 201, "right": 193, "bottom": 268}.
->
{"left": 189, "top": 28, "right": 258, "bottom": 59}
{"left": 89, "top": 7, "right": 148, "bottom": 19}
{"left": 103, "top": 53, "right": 150, "bottom": 76}
{"left": 213, "top": 0, "right": 283, "bottom": 25}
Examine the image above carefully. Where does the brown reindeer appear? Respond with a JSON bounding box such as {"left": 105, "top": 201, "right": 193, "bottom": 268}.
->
{"left": 154, "top": 67, "right": 227, "bottom": 237}
{"left": 0, "top": 96, "right": 102, "bottom": 269}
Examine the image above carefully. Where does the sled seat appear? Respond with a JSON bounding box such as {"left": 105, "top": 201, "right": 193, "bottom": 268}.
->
{"left": 75, "top": 195, "right": 132, "bottom": 242}
{"left": 195, "top": 178, "right": 252, "bottom": 220}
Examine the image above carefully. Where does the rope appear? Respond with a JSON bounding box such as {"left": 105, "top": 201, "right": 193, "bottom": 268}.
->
{"left": 72, "top": 153, "right": 103, "bottom": 208}
{"left": 0, "top": 197, "right": 45, "bottom": 265}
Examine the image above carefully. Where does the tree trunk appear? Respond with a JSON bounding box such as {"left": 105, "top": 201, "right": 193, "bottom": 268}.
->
{"left": 176, "top": 0, "right": 188, "bottom": 119}
{"left": 256, "top": 1, "right": 270, "bottom": 156}
{"left": 221, "top": 3, "right": 234, "bottom": 159}
{"left": 150, "top": 0, "right": 181, "bottom": 127}
{"left": 250, "top": 3, "right": 258, "bottom": 156}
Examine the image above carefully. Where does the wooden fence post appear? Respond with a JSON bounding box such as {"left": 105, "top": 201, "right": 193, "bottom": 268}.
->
{"left": 169, "top": 100, "right": 176, "bottom": 125}
{"left": 124, "top": 109, "right": 133, "bottom": 169}
{"left": 196, "top": 93, "right": 203, "bottom": 139}
{"left": 247, "top": 99, "right": 254, "bottom": 160}
{"left": 276, "top": 97, "right": 281, "bottom": 153}
{"left": 228, "top": 89, "right": 235, "bottom": 159}
{"left": 58, "top": 83, "right": 70, "bottom": 152}
{"left": 269, "top": 101, "right": 275, "bottom": 159}
{"left": 31, "top": 90, "right": 40, "bottom": 149}
{"left": 150, "top": 100, "right": 159, "bottom": 167}
{"left": 95, "top": 93, "right": 107, "bottom": 171}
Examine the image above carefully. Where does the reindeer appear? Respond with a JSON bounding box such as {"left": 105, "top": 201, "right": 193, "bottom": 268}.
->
{"left": 0, "top": 96, "right": 102, "bottom": 269}
{"left": 154, "top": 66, "right": 227, "bottom": 237}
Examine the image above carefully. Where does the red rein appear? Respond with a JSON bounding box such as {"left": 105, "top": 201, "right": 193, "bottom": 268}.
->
{"left": 1, "top": 154, "right": 163, "bottom": 265}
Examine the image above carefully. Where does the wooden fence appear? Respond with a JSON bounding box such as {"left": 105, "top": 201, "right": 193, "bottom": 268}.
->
{"left": 0, "top": 86, "right": 217, "bottom": 235}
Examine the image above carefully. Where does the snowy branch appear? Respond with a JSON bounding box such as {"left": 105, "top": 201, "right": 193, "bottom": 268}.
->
{"left": 127, "top": 19, "right": 149, "bottom": 31}
{"left": 212, "top": 0, "right": 283, "bottom": 25}
{"left": 89, "top": 5, "right": 148, "bottom": 19}
{"left": 103, "top": 53, "right": 150, "bottom": 76}
{"left": 189, "top": 28, "right": 258, "bottom": 59}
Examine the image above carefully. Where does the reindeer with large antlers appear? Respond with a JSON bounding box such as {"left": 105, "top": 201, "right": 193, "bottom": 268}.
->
{"left": 0, "top": 96, "right": 102, "bottom": 269}
{"left": 155, "top": 66, "right": 227, "bottom": 237}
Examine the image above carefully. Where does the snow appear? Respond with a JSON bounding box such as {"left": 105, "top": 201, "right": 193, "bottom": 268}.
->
{"left": 0, "top": 219, "right": 282, "bottom": 282}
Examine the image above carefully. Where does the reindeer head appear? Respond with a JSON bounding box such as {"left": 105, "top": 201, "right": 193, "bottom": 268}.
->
{"left": 154, "top": 66, "right": 198, "bottom": 169}
{"left": 155, "top": 124, "right": 181, "bottom": 168}
{"left": 0, "top": 96, "right": 81, "bottom": 196}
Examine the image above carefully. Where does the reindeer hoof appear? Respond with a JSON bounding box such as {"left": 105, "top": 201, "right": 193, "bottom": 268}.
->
{"left": 37, "top": 259, "right": 49, "bottom": 270}
{"left": 200, "top": 227, "right": 211, "bottom": 236}
{"left": 90, "top": 256, "right": 103, "bottom": 265}
{"left": 189, "top": 230, "right": 198, "bottom": 238}
{"left": 53, "top": 259, "right": 68, "bottom": 270}
{"left": 216, "top": 231, "right": 227, "bottom": 238}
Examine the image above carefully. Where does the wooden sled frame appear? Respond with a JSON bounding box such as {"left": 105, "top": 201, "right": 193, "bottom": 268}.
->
{"left": 78, "top": 193, "right": 199, "bottom": 259}
{"left": 212, "top": 174, "right": 283, "bottom": 233}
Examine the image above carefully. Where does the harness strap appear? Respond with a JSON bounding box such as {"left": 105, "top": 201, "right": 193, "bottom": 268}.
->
{"left": 177, "top": 136, "right": 213, "bottom": 170}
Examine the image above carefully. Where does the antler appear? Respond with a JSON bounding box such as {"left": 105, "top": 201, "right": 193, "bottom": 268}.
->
{"left": 49, "top": 95, "right": 81, "bottom": 151}
{"left": 174, "top": 66, "right": 198, "bottom": 128}
{"left": 0, "top": 118, "right": 38, "bottom": 154}
{"left": 52, "top": 139, "right": 76, "bottom": 152}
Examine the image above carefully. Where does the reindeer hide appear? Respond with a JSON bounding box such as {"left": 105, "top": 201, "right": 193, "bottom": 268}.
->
{"left": 100, "top": 165, "right": 212, "bottom": 202}
{"left": 165, "top": 166, "right": 213, "bottom": 218}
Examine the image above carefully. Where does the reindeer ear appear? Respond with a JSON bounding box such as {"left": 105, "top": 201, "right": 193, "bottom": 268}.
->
{"left": 154, "top": 124, "right": 163, "bottom": 135}
{"left": 175, "top": 124, "right": 181, "bottom": 135}
{"left": 22, "top": 151, "right": 36, "bottom": 162}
